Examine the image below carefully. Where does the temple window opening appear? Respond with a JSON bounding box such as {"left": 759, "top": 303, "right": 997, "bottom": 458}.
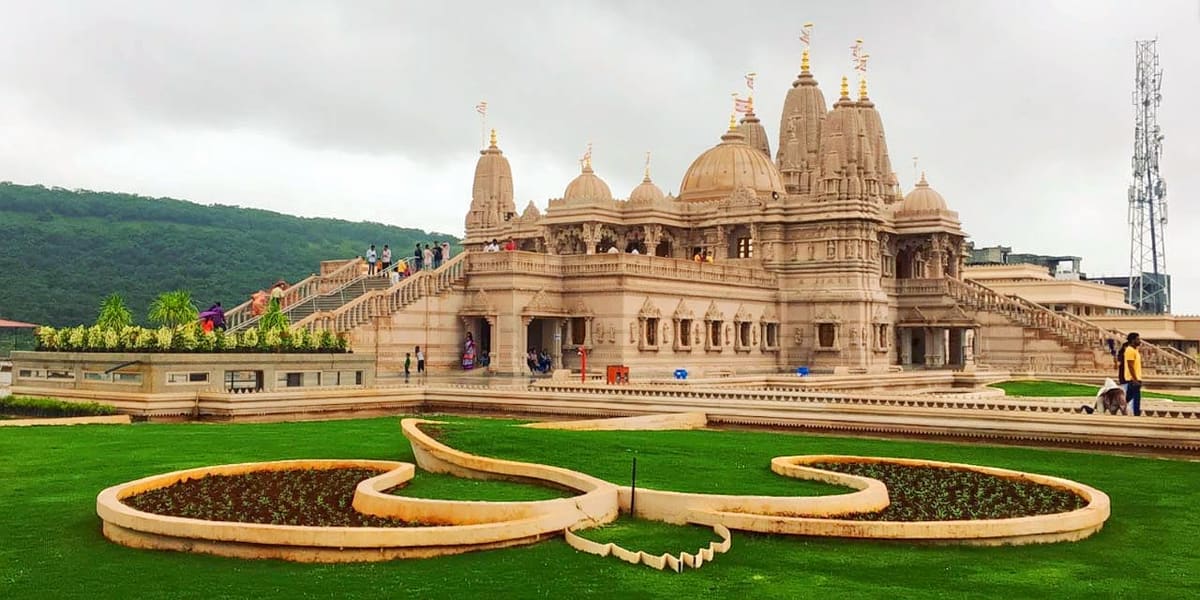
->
{"left": 817, "top": 323, "right": 837, "bottom": 349}
{"left": 678, "top": 319, "right": 692, "bottom": 348}
{"left": 736, "top": 237, "right": 754, "bottom": 259}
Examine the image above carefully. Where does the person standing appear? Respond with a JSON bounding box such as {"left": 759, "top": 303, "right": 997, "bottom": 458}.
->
{"left": 416, "top": 345, "right": 425, "bottom": 374}
{"left": 442, "top": 241, "right": 452, "bottom": 262}
{"left": 413, "top": 243, "right": 423, "bottom": 271}
{"left": 432, "top": 242, "right": 443, "bottom": 269}
{"left": 381, "top": 245, "right": 392, "bottom": 275}
{"left": 366, "top": 245, "right": 378, "bottom": 276}
{"left": 422, "top": 244, "right": 434, "bottom": 271}
{"left": 404, "top": 352, "right": 412, "bottom": 384}
{"left": 1117, "top": 332, "right": 1144, "bottom": 416}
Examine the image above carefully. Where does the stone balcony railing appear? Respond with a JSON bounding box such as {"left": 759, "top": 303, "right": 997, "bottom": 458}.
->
{"left": 467, "top": 251, "right": 779, "bottom": 288}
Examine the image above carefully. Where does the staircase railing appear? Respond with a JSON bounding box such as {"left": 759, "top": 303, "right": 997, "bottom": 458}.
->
{"left": 226, "top": 258, "right": 365, "bottom": 332}
{"left": 299, "top": 252, "right": 468, "bottom": 333}
{"left": 946, "top": 278, "right": 1196, "bottom": 374}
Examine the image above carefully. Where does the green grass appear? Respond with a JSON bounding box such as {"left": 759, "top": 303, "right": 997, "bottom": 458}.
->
{"left": 991, "top": 379, "right": 1200, "bottom": 402}
{"left": 575, "top": 516, "right": 721, "bottom": 556}
{"left": 390, "top": 470, "right": 572, "bottom": 501}
{"left": 1, "top": 415, "right": 1197, "bottom": 599}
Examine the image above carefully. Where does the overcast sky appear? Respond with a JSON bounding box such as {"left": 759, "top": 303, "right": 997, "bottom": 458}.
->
{"left": 2, "top": 0, "right": 1198, "bottom": 311}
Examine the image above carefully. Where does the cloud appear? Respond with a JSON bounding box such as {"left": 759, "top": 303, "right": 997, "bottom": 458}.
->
{"left": 1, "top": 0, "right": 1198, "bottom": 310}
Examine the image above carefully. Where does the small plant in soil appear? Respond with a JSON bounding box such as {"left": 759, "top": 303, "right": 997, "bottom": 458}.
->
{"left": 807, "top": 461, "right": 1088, "bottom": 521}
{"left": 123, "top": 468, "right": 420, "bottom": 527}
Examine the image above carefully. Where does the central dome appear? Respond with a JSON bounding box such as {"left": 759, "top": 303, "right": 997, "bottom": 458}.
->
{"left": 679, "top": 126, "right": 785, "bottom": 203}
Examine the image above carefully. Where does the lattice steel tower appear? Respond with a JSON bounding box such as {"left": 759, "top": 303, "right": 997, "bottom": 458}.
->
{"left": 1128, "top": 39, "right": 1169, "bottom": 314}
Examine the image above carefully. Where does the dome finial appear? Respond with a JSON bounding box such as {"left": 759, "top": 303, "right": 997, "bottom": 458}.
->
{"left": 840, "top": 76, "right": 849, "bottom": 99}
{"left": 489, "top": 128, "right": 497, "bottom": 147}
{"left": 801, "top": 49, "right": 810, "bottom": 73}
{"left": 643, "top": 151, "right": 652, "bottom": 181}
{"left": 858, "top": 77, "right": 868, "bottom": 101}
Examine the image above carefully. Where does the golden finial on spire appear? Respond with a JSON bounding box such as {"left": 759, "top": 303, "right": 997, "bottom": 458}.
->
{"left": 489, "top": 128, "right": 497, "bottom": 147}
{"left": 840, "top": 75, "right": 849, "bottom": 98}
{"left": 584, "top": 142, "right": 593, "bottom": 170}
{"left": 643, "top": 151, "right": 651, "bottom": 180}
{"left": 859, "top": 77, "right": 868, "bottom": 100}
{"left": 801, "top": 49, "right": 810, "bottom": 73}
{"left": 729, "top": 112, "right": 737, "bottom": 131}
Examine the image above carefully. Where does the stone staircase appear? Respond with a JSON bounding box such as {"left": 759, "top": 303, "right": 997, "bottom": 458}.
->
{"left": 228, "top": 259, "right": 401, "bottom": 334}
{"left": 945, "top": 277, "right": 1197, "bottom": 375}
{"left": 297, "top": 253, "right": 468, "bottom": 334}
{"left": 224, "top": 258, "right": 365, "bottom": 332}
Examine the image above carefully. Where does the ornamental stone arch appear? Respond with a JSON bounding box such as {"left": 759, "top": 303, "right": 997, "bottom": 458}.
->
{"left": 704, "top": 301, "right": 725, "bottom": 352}
{"left": 672, "top": 299, "right": 696, "bottom": 352}
{"left": 638, "top": 298, "right": 662, "bottom": 351}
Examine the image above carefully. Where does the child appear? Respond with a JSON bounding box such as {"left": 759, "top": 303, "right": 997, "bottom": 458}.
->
{"left": 416, "top": 346, "right": 425, "bottom": 374}
{"left": 404, "top": 352, "right": 411, "bottom": 384}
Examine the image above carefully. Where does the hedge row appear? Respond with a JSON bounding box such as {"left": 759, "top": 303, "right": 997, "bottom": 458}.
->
{"left": 0, "top": 395, "right": 119, "bottom": 418}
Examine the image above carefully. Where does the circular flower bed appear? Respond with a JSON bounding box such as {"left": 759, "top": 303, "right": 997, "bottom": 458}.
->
{"left": 807, "top": 461, "right": 1088, "bottom": 521}
{"left": 122, "top": 468, "right": 415, "bottom": 527}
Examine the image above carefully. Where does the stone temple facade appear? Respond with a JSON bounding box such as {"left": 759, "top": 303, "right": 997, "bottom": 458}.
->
{"left": 455, "top": 50, "right": 972, "bottom": 377}
{"left": 301, "top": 48, "right": 1193, "bottom": 378}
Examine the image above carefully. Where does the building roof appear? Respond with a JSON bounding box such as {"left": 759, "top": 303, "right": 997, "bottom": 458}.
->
{"left": 0, "top": 318, "right": 39, "bottom": 328}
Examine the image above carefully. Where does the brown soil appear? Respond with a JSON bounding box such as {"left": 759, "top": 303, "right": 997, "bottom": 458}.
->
{"left": 122, "top": 468, "right": 420, "bottom": 527}
{"left": 805, "top": 461, "right": 1088, "bottom": 521}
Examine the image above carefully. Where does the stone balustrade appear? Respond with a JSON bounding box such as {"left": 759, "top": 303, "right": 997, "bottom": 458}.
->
{"left": 466, "top": 251, "right": 779, "bottom": 288}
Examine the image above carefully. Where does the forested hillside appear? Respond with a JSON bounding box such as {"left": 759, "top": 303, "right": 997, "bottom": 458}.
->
{"left": 0, "top": 182, "right": 457, "bottom": 326}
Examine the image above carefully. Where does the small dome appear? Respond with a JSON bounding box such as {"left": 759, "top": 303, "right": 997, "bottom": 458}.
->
{"left": 679, "top": 124, "right": 785, "bottom": 203}
{"left": 900, "top": 173, "right": 948, "bottom": 212}
{"left": 563, "top": 162, "right": 613, "bottom": 203}
{"left": 629, "top": 178, "right": 665, "bottom": 204}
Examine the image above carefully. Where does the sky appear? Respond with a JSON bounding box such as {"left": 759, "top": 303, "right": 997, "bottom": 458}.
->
{"left": 1, "top": 0, "right": 1198, "bottom": 310}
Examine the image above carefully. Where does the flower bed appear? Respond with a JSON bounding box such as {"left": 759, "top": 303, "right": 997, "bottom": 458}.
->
{"left": 807, "top": 461, "right": 1088, "bottom": 521}
{"left": 122, "top": 468, "right": 417, "bottom": 527}
{"left": 34, "top": 324, "right": 348, "bottom": 354}
{"left": 0, "top": 395, "right": 117, "bottom": 418}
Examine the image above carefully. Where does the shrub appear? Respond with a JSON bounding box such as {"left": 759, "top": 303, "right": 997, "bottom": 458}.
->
{"left": 96, "top": 294, "right": 134, "bottom": 330}
{"left": 0, "top": 395, "right": 118, "bottom": 418}
{"left": 148, "top": 290, "right": 199, "bottom": 328}
{"left": 29, "top": 322, "right": 344, "bottom": 354}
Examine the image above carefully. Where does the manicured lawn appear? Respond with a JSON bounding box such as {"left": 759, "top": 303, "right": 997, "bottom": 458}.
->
{"left": 391, "top": 469, "right": 571, "bottom": 501}
{"left": 0, "top": 415, "right": 1197, "bottom": 599}
{"left": 991, "top": 379, "right": 1200, "bottom": 402}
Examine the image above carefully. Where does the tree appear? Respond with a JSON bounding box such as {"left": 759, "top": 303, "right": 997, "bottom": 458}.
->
{"left": 147, "top": 290, "right": 198, "bottom": 328}
{"left": 95, "top": 293, "right": 133, "bottom": 330}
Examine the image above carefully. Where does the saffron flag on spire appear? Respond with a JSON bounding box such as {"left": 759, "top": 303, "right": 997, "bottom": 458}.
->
{"left": 744, "top": 72, "right": 756, "bottom": 91}
{"left": 734, "top": 97, "right": 752, "bottom": 113}
{"left": 800, "top": 22, "right": 813, "bottom": 47}
{"left": 475, "top": 101, "right": 488, "bottom": 116}
{"left": 856, "top": 53, "right": 870, "bottom": 74}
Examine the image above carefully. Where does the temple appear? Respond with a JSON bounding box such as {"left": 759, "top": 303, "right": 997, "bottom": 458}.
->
{"left": 242, "top": 42, "right": 1194, "bottom": 378}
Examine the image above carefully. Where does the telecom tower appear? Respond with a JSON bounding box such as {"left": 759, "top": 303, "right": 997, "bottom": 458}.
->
{"left": 1128, "top": 39, "right": 1170, "bottom": 314}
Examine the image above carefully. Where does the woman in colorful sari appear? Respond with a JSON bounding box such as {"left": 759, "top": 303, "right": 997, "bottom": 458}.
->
{"left": 462, "top": 332, "right": 477, "bottom": 370}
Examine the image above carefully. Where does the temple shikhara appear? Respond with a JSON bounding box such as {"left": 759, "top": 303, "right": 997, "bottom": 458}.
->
{"left": 253, "top": 40, "right": 1194, "bottom": 378}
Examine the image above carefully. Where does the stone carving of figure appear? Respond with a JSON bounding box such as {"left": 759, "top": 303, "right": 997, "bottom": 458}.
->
{"left": 629, "top": 321, "right": 637, "bottom": 344}
{"left": 752, "top": 327, "right": 759, "bottom": 345}
{"left": 849, "top": 327, "right": 858, "bottom": 347}
{"left": 662, "top": 321, "right": 672, "bottom": 344}
{"left": 592, "top": 319, "right": 603, "bottom": 344}
{"left": 724, "top": 324, "right": 732, "bottom": 344}
{"left": 793, "top": 327, "right": 804, "bottom": 345}
{"left": 694, "top": 323, "right": 702, "bottom": 345}
{"left": 607, "top": 324, "right": 617, "bottom": 344}
{"left": 807, "top": 244, "right": 815, "bottom": 260}
{"left": 826, "top": 240, "right": 836, "bottom": 259}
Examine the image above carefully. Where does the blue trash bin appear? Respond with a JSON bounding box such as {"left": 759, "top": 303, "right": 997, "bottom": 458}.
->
{"left": 674, "top": 369, "right": 688, "bottom": 380}
{"left": 795, "top": 366, "right": 810, "bottom": 377}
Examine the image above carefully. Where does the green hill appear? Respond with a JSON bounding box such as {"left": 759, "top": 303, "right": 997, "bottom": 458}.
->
{"left": 0, "top": 182, "right": 458, "bottom": 327}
